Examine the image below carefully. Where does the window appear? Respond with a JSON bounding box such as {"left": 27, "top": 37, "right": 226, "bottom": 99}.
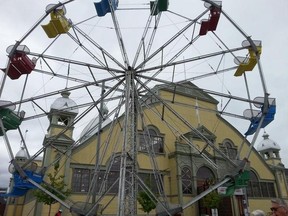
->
{"left": 139, "top": 127, "right": 164, "bottom": 153}
{"left": 72, "top": 168, "right": 91, "bottom": 192}
{"left": 72, "top": 157, "right": 121, "bottom": 194}
{"left": 92, "top": 170, "right": 105, "bottom": 193}
{"left": 266, "top": 182, "right": 276, "bottom": 197}
{"left": 181, "top": 167, "right": 192, "bottom": 194}
{"left": 107, "top": 156, "right": 121, "bottom": 193}
{"left": 57, "top": 115, "right": 69, "bottom": 126}
{"left": 138, "top": 172, "right": 164, "bottom": 194}
{"left": 220, "top": 140, "right": 237, "bottom": 159}
{"left": 196, "top": 166, "right": 215, "bottom": 186}
{"left": 247, "top": 171, "right": 276, "bottom": 198}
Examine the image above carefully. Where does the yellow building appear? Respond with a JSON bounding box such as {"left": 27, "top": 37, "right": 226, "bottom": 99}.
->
{"left": 3, "top": 82, "right": 288, "bottom": 216}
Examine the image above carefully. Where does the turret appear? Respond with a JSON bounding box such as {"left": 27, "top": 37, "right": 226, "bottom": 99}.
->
{"left": 257, "top": 132, "right": 288, "bottom": 198}
{"left": 47, "top": 91, "right": 79, "bottom": 137}
{"left": 257, "top": 132, "right": 281, "bottom": 166}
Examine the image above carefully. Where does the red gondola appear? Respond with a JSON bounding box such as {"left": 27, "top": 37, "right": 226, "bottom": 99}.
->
{"left": 5, "top": 52, "right": 36, "bottom": 80}
{"left": 199, "top": 3, "right": 221, "bottom": 36}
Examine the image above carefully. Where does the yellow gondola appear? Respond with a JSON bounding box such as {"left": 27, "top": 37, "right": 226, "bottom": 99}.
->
{"left": 234, "top": 40, "right": 262, "bottom": 77}
{"left": 42, "top": 8, "right": 70, "bottom": 38}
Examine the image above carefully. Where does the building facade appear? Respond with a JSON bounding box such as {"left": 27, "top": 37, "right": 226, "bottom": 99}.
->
{"left": 3, "top": 82, "right": 288, "bottom": 216}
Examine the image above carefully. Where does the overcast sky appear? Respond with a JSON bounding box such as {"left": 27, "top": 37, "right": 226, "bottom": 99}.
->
{"left": 0, "top": 0, "right": 287, "bottom": 188}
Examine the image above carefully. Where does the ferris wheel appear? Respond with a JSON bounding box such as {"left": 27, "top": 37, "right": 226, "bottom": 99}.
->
{"left": 0, "top": 0, "right": 276, "bottom": 215}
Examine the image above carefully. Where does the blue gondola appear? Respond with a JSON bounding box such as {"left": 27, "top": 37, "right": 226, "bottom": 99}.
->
{"left": 94, "top": 0, "right": 118, "bottom": 17}
{"left": 0, "top": 170, "right": 44, "bottom": 197}
{"left": 0, "top": 187, "right": 28, "bottom": 197}
{"left": 244, "top": 98, "right": 276, "bottom": 136}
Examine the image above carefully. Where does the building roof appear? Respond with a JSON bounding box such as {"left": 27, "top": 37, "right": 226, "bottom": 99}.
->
{"left": 0, "top": 187, "right": 7, "bottom": 194}
{"left": 79, "top": 116, "right": 112, "bottom": 143}
{"left": 79, "top": 103, "right": 111, "bottom": 144}
{"left": 256, "top": 132, "right": 281, "bottom": 152}
{"left": 15, "top": 147, "right": 28, "bottom": 159}
{"left": 50, "top": 91, "right": 79, "bottom": 114}
{"left": 79, "top": 82, "right": 219, "bottom": 146}
{"left": 151, "top": 82, "right": 219, "bottom": 104}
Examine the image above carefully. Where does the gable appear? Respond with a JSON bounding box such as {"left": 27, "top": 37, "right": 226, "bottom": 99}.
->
{"left": 151, "top": 82, "right": 219, "bottom": 105}
{"left": 183, "top": 125, "right": 216, "bottom": 142}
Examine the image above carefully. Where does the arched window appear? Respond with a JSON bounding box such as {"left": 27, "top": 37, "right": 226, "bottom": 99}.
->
{"left": 247, "top": 171, "right": 261, "bottom": 197}
{"left": 220, "top": 139, "right": 237, "bottom": 159}
{"left": 181, "top": 166, "right": 192, "bottom": 194}
{"left": 247, "top": 170, "right": 276, "bottom": 198}
{"left": 196, "top": 166, "right": 215, "bottom": 187}
{"left": 57, "top": 115, "right": 70, "bottom": 126}
{"left": 196, "top": 166, "right": 216, "bottom": 215}
{"left": 264, "top": 152, "right": 270, "bottom": 159}
{"left": 139, "top": 126, "right": 164, "bottom": 153}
